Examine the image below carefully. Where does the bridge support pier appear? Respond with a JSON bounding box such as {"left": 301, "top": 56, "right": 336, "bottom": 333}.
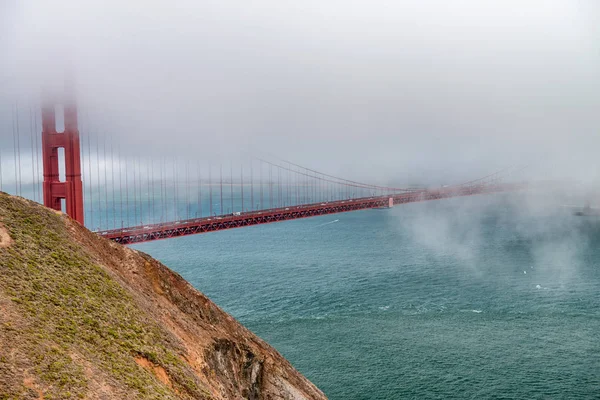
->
{"left": 41, "top": 93, "right": 84, "bottom": 225}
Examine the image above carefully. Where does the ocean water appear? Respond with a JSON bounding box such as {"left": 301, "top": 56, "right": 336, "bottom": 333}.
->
{"left": 132, "top": 192, "right": 600, "bottom": 399}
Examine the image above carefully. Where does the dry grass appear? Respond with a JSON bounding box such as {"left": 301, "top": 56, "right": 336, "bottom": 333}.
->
{"left": 0, "top": 193, "right": 210, "bottom": 400}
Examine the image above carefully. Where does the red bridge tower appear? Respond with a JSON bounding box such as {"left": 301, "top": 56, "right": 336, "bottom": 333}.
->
{"left": 41, "top": 93, "right": 84, "bottom": 225}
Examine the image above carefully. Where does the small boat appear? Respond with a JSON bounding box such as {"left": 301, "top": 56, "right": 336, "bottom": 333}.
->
{"left": 571, "top": 202, "right": 600, "bottom": 216}
{"left": 574, "top": 206, "right": 600, "bottom": 216}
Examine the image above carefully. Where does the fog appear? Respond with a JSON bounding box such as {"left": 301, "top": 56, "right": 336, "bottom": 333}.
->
{"left": 1, "top": 0, "right": 599, "bottom": 186}
{"left": 393, "top": 187, "right": 599, "bottom": 291}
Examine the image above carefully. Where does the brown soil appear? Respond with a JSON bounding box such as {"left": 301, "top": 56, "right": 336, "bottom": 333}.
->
{"left": 135, "top": 355, "right": 175, "bottom": 390}
{"left": 23, "top": 376, "right": 44, "bottom": 399}
{"left": 0, "top": 224, "right": 12, "bottom": 248}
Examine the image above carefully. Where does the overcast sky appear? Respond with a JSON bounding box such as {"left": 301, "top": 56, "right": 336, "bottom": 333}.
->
{"left": 1, "top": 0, "right": 599, "bottom": 185}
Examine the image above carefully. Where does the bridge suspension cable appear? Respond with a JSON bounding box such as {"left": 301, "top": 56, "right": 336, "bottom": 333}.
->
{"left": 264, "top": 155, "right": 420, "bottom": 193}
{"left": 0, "top": 99, "right": 526, "bottom": 236}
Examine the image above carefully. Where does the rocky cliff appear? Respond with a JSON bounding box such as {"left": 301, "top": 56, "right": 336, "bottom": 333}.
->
{"left": 0, "top": 193, "right": 326, "bottom": 400}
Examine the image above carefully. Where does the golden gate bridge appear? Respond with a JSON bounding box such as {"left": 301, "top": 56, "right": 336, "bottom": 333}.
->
{"left": 1, "top": 92, "right": 524, "bottom": 244}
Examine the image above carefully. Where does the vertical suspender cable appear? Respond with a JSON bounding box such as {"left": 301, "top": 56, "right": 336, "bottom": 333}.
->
{"left": 186, "top": 160, "right": 190, "bottom": 220}
{"left": 240, "top": 165, "right": 244, "bottom": 212}
{"left": 250, "top": 160, "right": 254, "bottom": 210}
{"left": 81, "top": 112, "right": 87, "bottom": 219}
{"left": 320, "top": 173, "right": 323, "bottom": 201}
{"left": 161, "top": 157, "right": 166, "bottom": 222}
{"left": 133, "top": 156, "right": 138, "bottom": 226}
{"left": 170, "top": 158, "right": 173, "bottom": 221}
{"left": 159, "top": 157, "right": 164, "bottom": 222}
{"left": 150, "top": 157, "right": 155, "bottom": 224}
{"left": 269, "top": 165, "right": 278, "bottom": 208}
{"left": 118, "top": 142, "right": 123, "bottom": 230}
{"left": 29, "top": 106, "right": 36, "bottom": 202}
{"left": 110, "top": 136, "right": 116, "bottom": 229}
{"left": 147, "top": 157, "right": 152, "bottom": 224}
{"left": 313, "top": 171, "right": 316, "bottom": 203}
{"left": 34, "top": 105, "right": 40, "bottom": 203}
{"left": 306, "top": 168, "right": 309, "bottom": 203}
{"left": 16, "top": 102, "right": 22, "bottom": 197}
{"left": 138, "top": 156, "right": 143, "bottom": 225}
{"left": 315, "top": 172, "right": 319, "bottom": 203}
{"left": 197, "top": 161, "right": 202, "bottom": 218}
{"left": 209, "top": 163, "right": 213, "bottom": 216}
{"left": 170, "top": 158, "right": 174, "bottom": 221}
{"left": 307, "top": 169, "right": 310, "bottom": 203}
{"left": 87, "top": 114, "right": 94, "bottom": 228}
{"left": 303, "top": 167, "right": 306, "bottom": 203}
{"left": 287, "top": 162, "right": 290, "bottom": 206}
{"left": 166, "top": 157, "right": 169, "bottom": 222}
{"left": 96, "top": 130, "right": 102, "bottom": 229}
{"left": 346, "top": 179, "right": 349, "bottom": 199}
{"left": 310, "top": 169, "right": 313, "bottom": 202}
{"left": 320, "top": 173, "right": 323, "bottom": 202}
{"left": 12, "top": 104, "right": 18, "bottom": 195}
{"left": 311, "top": 169, "right": 314, "bottom": 203}
{"left": 103, "top": 135, "right": 109, "bottom": 228}
{"left": 167, "top": 157, "right": 170, "bottom": 221}
{"left": 301, "top": 167, "right": 305, "bottom": 203}
{"left": 157, "top": 158, "right": 161, "bottom": 222}
{"left": 220, "top": 164, "right": 223, "bottom": 215}
{"left": 154, "top": 159, "right": 157, "bottom": 223}
{"left": 316, "top": 172, "right": 319, "bottom": 203}
{"left": 259, "top": 161, "right": 263, "bottom": 210}
{"left": 283, "top": 164, "right": 286, "bottom": 206}
{"left": 125, "top": 154, "right": 130, "bottom": 228}
{"left": 283, "top": 163, "right": 287, "bottom": 206}
{"left": 307, "top": 168, "right": 310, "bottom": 203}
{"left": 311, "top": 170, "right": 314, "bottom": 202}
{"left": 276, "top": 167, "right": 280, "bottom": 207}
{"left": 269, "top": 164, "right": 273, "bottom": 208}
{"left": 301, "top": 167, "right": 304, "bottom": 203}
{"left": 230, "top": 162, "right": 233, "bottom": 213}
{"left": 173, "top": 157, "right": 178, "bottom": 221}
{"left": 277, "top": 167, "right": 281, "bottom": 207}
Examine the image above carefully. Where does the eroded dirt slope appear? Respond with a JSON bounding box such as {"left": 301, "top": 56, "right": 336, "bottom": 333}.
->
{"left": 0, "top": 193, "right": 326, "bottom": 400}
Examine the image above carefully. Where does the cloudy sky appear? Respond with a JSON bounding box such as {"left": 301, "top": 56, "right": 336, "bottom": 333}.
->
{"left": 1, "top": 0, "right": 598, "bottom": 185}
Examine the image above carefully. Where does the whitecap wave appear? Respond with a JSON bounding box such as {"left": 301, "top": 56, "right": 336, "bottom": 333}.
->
{"left": 316, "top": 219, "right": 339, "bottom": 227}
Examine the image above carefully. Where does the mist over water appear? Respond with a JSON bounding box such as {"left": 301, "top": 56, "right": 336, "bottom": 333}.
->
{"left": 134, "top": 193, "right": 600, "bottom": 399}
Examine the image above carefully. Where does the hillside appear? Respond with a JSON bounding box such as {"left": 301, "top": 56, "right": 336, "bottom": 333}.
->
{"left": 0, "top": 192, "right": 326, "bottom": 400}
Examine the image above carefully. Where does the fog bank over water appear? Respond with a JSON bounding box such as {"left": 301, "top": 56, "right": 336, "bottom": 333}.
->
{"left": 397, "top": 191, "right": 595, "bottom": 288}
{"left": 1, "top": 0, "right": 599, "bottom": 186}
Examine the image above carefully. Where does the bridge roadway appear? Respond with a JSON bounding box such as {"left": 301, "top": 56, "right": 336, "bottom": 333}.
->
{"left": 98, "top": 183, "right": 523, "bottom": 245}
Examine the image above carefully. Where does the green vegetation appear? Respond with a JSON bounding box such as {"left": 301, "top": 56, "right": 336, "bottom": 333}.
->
{"left": 0, "top": 194, "right": 211, "bottom": 399}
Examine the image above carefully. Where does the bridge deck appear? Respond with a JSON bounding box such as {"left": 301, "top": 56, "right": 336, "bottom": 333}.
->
{"left": 98, "top": 183, "right": 521, "bottom": 245}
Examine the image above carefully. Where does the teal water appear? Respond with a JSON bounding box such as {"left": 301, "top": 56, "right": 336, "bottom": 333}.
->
{"left": 133, "top": 193, "right": 600, "bottom": 399}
